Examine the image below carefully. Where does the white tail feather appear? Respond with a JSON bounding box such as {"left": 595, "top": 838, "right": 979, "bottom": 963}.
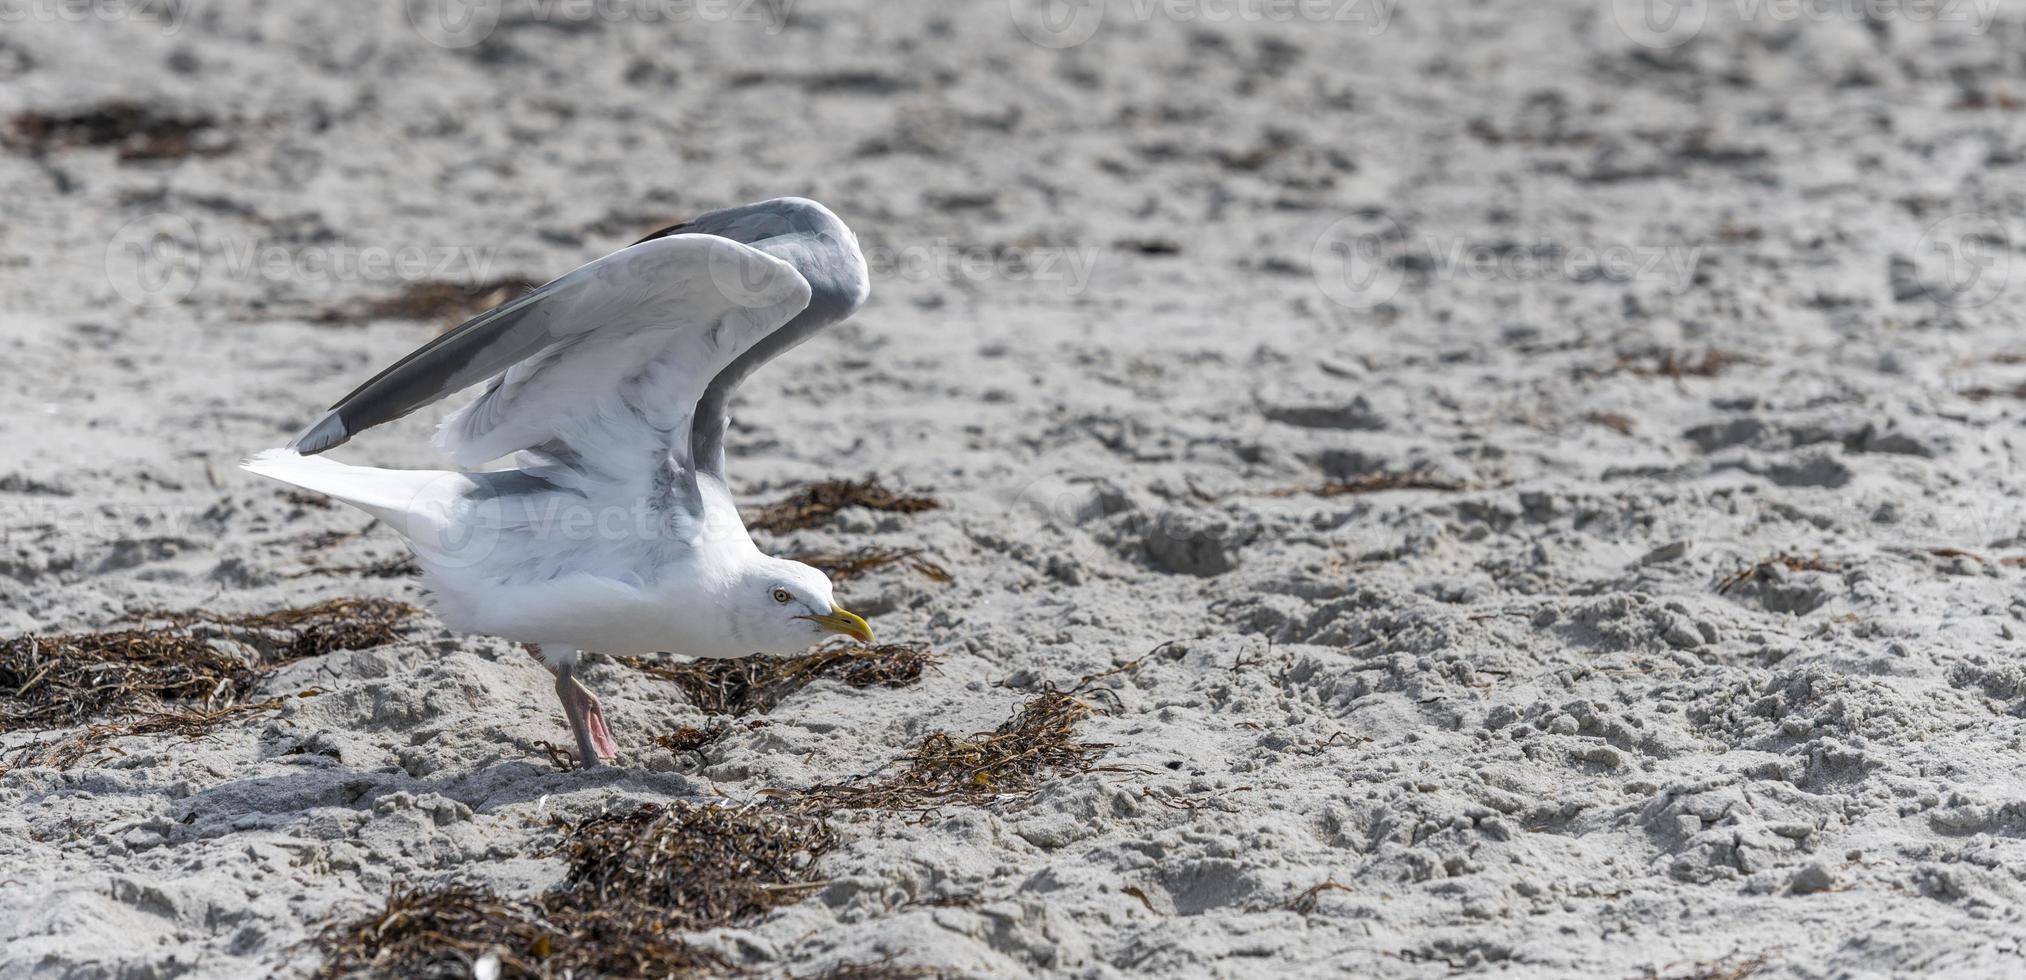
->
{"left": 242, "top": 449, "right": 469, "bottom": 542}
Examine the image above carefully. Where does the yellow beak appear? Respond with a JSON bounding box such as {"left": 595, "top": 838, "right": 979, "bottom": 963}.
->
{"left": 801, "top": 606, "right": 874, "bottom": 644}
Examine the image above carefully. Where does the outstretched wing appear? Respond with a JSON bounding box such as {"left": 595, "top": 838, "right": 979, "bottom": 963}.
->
{"left": 290, "top": 233, "right": 813, "bottom": 488}
{"left": 635, "top": 198, "right": 871, "bottom": 479}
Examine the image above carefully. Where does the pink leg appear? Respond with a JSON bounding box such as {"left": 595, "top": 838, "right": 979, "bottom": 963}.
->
{"left": 530, "top": 645, "right": 618, "bottom": 768}
{"left": 565, "top": 679, "right": 620, "bottom": 762}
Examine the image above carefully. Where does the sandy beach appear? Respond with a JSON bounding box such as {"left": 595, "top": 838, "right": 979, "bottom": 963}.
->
{"left": 3, "top": 1, "right": 2026, "bottom": 976}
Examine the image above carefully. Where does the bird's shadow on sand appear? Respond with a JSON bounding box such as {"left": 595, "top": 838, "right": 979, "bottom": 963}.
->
{"left": 17, "top": 756, "right": 703, "bottom": 843}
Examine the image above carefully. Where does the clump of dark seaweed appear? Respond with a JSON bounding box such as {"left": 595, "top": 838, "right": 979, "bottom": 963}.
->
{"left": 1586, "top": 411, "right": 1636, "bottom": 435}
{"left": 800, "top": 686, "right": 1111, "bottom": 813}
{"left": 317, "top": 801, "right": 834, "bottom": 979}
{"left": 745, "top": 479, "right": 940, "bottom": 534}
{"left": 1611, "top": 347, "right": 1751, "bottom": 380}
{"left": 1715, "top": 554, "right": 1839, "bottom": 594}
{"left": 0, "top": 599, "right": 416, "bottom": 770}
{"left": 314, "top": 883, "right": 723, "bottom": 980}
{"left": 314, "top": 277, "right": 542, "bottom": 327}
{"left": 320, "top": 659, "right": 1135, "bottom": 975}
{"left": 1, "top": 597, "right": 415, "bottom": 730}
{"left": 1, "top": 626, "right": 245, "bottom": 730}
{"left": 215, "top": 597, "right": 420, "bottom": 661}
{"left": 1268, "top": 470, "right": 1468, "bottom": 498}
{"left": 654, "top": 723, "right": 732, "bottom": 755}
{"left": 1960, "top": 382, "right": 2026, "bottom": 402}
{"left": 6, "top": 101, "right": 228, "bottom": 160}
{"left": 618, "top": 643, "right": 937, "bottom": 717}
{"left": 790, "top": 547, "right": 951, "bottom": 583}
{"left": 556, "top": 802, "right": 837, "bottom": 927}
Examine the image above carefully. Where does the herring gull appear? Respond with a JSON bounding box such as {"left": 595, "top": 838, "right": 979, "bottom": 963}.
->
{"left": 244, "top": 197, "right": 874, "bottom": 768}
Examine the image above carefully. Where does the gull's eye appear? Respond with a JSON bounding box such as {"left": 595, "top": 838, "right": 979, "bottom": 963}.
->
{"left": 771, "top": 588, "right": 793, "bottom": 604}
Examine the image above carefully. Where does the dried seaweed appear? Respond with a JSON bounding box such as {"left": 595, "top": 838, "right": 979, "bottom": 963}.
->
{"left": 292, "top": 554, "right": 422, "bottom": 580}
{"left": 1586, "top": 411, "right": 1636, "bottom": 435}
{"left": 654, "top": 724, "right": 731, "bottom": 754}
{"left": 211, "top": 598, "right": 420, "bottom": 660}
{"left": 319, "top": 664, "right": 1116, "bottom": 974}
{"left": 314, "top": 278, "right": 541, "bottom": 327}
{"left": 791, "top": 547, "right": 951, "bottom": 583}
{"left": 746, "top": 479, "right": 940, "bottom": 534}
{"left": 1268, "top": 470, "right": 1466, "bottom": 497}
{"left": 6, "top": 101, "right": 228, "bottom": 161}
{"left": 0, "top": 628, "right": 241, "bottom": 730}
{"left": 1285, "top": 879, "right": 1353, "bottom": 913}
{"left": 556, "top": 802, "right": 836, "bottom": 927}
{"left": 0, "top": 598, "right": 416, "bottom": 731}
{"left": 314, "top": 883, "right": 722, "bottom": 980}
{"left": 1959, "top": 382, "right": 2026, "bottom": 402}
{"left": 4, "top": 693, "right": 316, "bottom": 772}
{"left": 1715, "top": 554, "right": 1839, "bottom": 594}
{"left": 318, "top": 801, "right": 834, "bottom": 979}
{"left": 1121, "top": 885, "right": 1158, "bottom": 913}
{"left": 1923, "top": 546, "right": 1987, "bottom": 564}
{"left": 1612, "top": 347, "right": 1750, "bottom": 380}
{"left": 800, "top": 687, "right": 1111, "bottom": 812}
{"left": 285, "top": 491, "right": 336, "bottom": 511}
{"left": 619, "top": 643, "right": 937, "bottom": 717}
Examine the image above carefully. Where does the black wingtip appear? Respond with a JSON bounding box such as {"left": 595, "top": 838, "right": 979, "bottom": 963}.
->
{"left": 289, "top": 410, "right": 349, "bottom": 456}
{"left": 631, "top": 220, "right": 690, "bottom": 246}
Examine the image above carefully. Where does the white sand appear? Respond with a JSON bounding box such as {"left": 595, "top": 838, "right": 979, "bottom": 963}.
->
{"left": 4, "top": 1, "right": 2026, "bottom": 976}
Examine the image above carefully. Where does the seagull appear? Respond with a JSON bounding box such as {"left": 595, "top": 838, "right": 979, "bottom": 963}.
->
{"left": 244, "top": 197, "right": 875, "bottom": 769}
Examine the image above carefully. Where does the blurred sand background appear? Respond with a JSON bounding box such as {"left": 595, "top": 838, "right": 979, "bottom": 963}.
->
{"left": 4, "top": 0, "right": 2026, "bottom": 976}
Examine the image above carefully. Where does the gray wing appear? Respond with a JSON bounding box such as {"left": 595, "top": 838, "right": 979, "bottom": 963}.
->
{"left": 288, "top": 232, "right": 814, "bottom": 487}
{"left": 637, "top": 198, "right": 871, "bottom": 478}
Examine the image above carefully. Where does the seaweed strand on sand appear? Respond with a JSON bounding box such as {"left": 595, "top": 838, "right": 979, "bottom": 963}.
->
{"left": 745, "top": 478, "right": 940, "bottom": 534}
{"left": 618, "top": 642, "right": 938, "bottom": 717}
{"left": 0, "top": 598, "right": 416, "bottom": 770}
